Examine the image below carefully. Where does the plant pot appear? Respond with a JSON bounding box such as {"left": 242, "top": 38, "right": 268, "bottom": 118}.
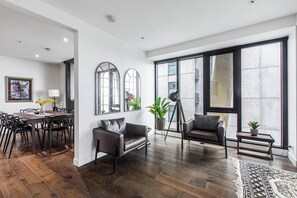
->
{"left": 156, "top": 118, "right": 165, "bottom": 130}
{"left": 250, "top": 129, "right": 258, "bottom": 136}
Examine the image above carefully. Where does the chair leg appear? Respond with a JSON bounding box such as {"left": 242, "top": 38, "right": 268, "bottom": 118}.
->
{"left": 49, "top": 129, "right": 52, "bottom": 156}
{"left": 225, "top": 137, "right": 228, "bottom": 158}
{"left": 8, "top": 132, "right": 16, "bottom": 159}
{"left": 113, "top": 156, "right": 117, "bottom": 174}
{"left": 181, "top": 138, "right": 184, "bottom": 149}
{"left": 4, "top": 130, "right": 12, "bottom": 154}
{"left": 41, "top": 130, "right": 46, "bottom": 150}
{"left": 145, "top": 140, "right": 147, "bottom": 154}
{"left": 94, "top": 140, "right": 99, "bottom": 164}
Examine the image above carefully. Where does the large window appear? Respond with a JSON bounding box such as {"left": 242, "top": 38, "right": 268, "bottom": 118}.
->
{"left": 241, "top": 42, "right": 282, "bottom": 146}
{"left": 155, "top": 38, "right": 287, "bottom": 147}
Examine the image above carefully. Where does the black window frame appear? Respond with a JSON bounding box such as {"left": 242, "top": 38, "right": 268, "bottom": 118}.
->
{"left": 154, "top": 37, "right": 288, "bottom": 148}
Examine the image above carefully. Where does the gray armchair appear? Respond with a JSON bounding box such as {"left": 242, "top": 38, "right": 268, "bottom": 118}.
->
{"left": 93, "top": 118, "right": 148, "bottom": 173}
{"left": 182, "top": 114, "right": 227, "bottom": 158}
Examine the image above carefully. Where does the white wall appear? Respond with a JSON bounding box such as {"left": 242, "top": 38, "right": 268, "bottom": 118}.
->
{"left": 75, "top": 27, "right": 154, "bottom": 166}
{"left": 1, "top": 0, "right": 155, "bottom": 166}
{"left": 0, "top": 55, "right": 65, "bottom": 113}
{"left": 288, "top": 26, "right": 297, "bottom": 165}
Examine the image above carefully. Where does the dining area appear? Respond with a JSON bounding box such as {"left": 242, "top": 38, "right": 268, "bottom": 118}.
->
{"left": 0, "top": 108, "right": 74, "bottom": 159}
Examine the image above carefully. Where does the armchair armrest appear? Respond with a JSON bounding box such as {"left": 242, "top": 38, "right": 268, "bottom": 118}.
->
{"left": 126, "top": 123, "right": 148, "bottom": 139}
{"left": 182, "top": 119, "right": 194, "bottom": 138}
{"left": 217, "top": 121, "right": 225, "bottom": 145}
{"left": 93, "top": 127, "right": 124, "bottom": 156}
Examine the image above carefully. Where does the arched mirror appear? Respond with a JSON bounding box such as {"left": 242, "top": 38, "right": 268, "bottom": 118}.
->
{"left": 124, "top": 69, "right": 141, "bottom": 111}
{"left": 95, "top": 62, "right": 120, "bottom": 115}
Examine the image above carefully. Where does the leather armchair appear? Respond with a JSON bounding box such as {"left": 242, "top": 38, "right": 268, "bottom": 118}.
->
{"left": 182, "top": 114, "right": 227, "bottom": 158}
{"left": 93, "top": 118, "right": 148, "bottom": 173}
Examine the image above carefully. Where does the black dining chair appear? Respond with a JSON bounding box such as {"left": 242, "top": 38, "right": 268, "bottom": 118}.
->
{"left": 42, "top": 115, "right": 71, "bottom": 155}
{"left": 4, "top": 116, "right": 42, "bottom": 158}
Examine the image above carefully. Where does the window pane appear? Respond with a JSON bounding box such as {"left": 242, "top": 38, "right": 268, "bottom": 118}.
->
{"left": 241, "top": 42, "right": 281, "bottom": 146}
{"left": 157, "top": 62, "right": 177, "bottom": 130}
{"left": 180, "top": 57, "right": 203, "bottom": 121}
{"left": 207, "top": 112, "right": 238, "bottom": 139}
{"left": 168, "top": 62, "right": 177, "bottom": 76}
{"left": 210, "top": 53, "right": 234, "bottom": 108}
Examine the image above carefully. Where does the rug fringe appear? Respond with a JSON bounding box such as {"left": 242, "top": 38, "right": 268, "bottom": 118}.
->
{"left": 232, "top": 158, "right": 244, "bottom": 198}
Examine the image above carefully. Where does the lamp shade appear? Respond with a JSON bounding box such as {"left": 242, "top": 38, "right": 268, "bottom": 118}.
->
{"left": 48, "top": 89, "right": 60, "bottom": 97}
{"left": 168, "top": 90, "right": 179, "bottom": 102}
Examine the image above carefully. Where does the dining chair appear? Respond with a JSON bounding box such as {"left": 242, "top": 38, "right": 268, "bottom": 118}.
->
{"left": 53, "top": 108, "right": 74, "bottom": 147}
{"left": 4, "top": 116, "right": 42, "bottom": 158}
{"left": 0, "top": 114, "right": 13, "bottom": 152}
{"left": 42, "top": 115, "right": 71, "bottom": 155}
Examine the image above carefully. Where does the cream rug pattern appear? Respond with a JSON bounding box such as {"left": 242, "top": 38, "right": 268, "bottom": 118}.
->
{"left": 232, "top": 158, "right": 297, "bottom": 198}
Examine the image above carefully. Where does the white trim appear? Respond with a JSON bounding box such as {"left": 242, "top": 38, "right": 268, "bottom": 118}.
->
{"left": 288, "top": 151, "right": 297, "bottom": 166}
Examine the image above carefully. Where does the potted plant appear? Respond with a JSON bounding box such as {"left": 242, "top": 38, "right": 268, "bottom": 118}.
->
{"left": 146, "top": 97, "right": 170, "bottom": 130}
{"left": 248, "top": 121, "right": 260, "bottom": 136}
{"left": 128, "top": 97, "right": 141, "bottom": 110}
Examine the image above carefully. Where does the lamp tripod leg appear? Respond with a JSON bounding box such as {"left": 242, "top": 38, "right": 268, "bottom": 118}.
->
{"left": 164, "top": 103, "right": 177, "bottom": 141}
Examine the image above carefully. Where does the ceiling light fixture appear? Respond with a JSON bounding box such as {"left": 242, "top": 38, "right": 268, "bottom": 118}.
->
{"left": 107, "top": 15, "right": 116, "bottom": 23}
{"left": 141, "top": 37, "right": 144, "bottom": 40}
{"left": 35, "top": 54, "right": 39, "bottom": 58}
{"left": 249, "top": 0, "right": 255, "bottom": 4}
{"left": 63, "top": 37, "right": 68, "bottom": 42}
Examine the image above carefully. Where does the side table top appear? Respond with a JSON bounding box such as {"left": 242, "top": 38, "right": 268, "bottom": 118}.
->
{"left": 237, "top": 131, "right": 275, "bottom": 142}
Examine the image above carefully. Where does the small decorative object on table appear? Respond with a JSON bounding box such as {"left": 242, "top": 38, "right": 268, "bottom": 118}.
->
{"left": 248, "top": 121, "right": 260, "bottom": 136}
{"left": 35, "top": 98, "right": 56, "bottom": 114}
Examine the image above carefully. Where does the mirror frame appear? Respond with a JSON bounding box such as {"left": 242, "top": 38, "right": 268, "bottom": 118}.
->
{"left": 95, "top": 62, "right": 121, "bottom": 115}
{"left": 124, "top": 68, "right": 141, "bottom": 112}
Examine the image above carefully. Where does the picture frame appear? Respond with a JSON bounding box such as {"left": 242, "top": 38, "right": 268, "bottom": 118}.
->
{"left": 5, "top": 76, "right": 33, "bottom": 102}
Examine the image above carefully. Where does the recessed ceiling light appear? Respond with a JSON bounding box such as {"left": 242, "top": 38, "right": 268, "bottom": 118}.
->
{"left": 107, "top": 15, "right": 116, "bottom": 23}
{"left": 63, "top": 37, "right": 68, "bottom": 42}
{"left": 35, "top": 54, "right": 39, "bottom": 58}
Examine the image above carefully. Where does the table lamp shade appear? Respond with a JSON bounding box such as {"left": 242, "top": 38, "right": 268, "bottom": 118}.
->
{"left": 48, "top": 89, "right": 60, "bottom": 97}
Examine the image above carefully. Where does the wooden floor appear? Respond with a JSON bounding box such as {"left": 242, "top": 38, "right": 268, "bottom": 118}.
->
{"left": 0, "top": 133, "right": 296, "bottom": 198}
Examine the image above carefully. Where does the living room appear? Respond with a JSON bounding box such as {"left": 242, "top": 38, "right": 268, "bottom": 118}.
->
{"left": 0, "top": 0, "right": 297, "bottom": 197}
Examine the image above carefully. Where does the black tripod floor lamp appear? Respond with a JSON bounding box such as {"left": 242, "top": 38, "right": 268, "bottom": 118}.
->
{"left": 164, "top": 90, "right": 186, "bottom": 141}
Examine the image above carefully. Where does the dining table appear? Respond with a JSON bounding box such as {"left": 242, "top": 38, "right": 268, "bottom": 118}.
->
{"left": 13, "top": 110, "right": 72, "bottom": 154}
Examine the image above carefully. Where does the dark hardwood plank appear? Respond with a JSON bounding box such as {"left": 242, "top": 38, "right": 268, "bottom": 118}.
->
{"left": 0, "top": 133, "right": 296, "bottom": 198}
{"left": 0, "top": 160, "right": 31, "bottom": 198}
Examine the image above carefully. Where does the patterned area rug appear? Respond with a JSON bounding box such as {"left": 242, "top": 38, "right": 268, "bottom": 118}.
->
{"left": 232, "top": 159, "right": 297, "bottom": 198}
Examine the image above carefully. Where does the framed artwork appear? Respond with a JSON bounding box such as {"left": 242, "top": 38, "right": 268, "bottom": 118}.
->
{"left": 5, "top": 76, "right": 33, "bottom": 102}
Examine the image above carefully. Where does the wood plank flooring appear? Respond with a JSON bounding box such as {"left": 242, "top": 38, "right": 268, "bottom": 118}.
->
{"left": 0, "top": 133, "right": 296, "bottom": 198}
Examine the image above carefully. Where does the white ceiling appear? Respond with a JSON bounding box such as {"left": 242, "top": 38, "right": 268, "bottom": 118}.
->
{"left": 0, "top": 5, "right": 74, "bottom": 64}
{"left": 40, "top": 0, "right": 297, "bottom": 51}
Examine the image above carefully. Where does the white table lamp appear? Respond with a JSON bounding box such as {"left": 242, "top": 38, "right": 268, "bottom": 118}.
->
{"left": 48, "top": 89, "right": 60, "bottom": 111}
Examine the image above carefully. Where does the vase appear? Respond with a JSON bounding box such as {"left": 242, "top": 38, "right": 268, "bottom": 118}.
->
{"left": 251, "top": 129, "right": 258, "bottom": 136}
{"left": 156, "top": 118, "right": 165, "bottom": 130}
{"left": 40, "top": 104, "right": 45, "bottom": 115}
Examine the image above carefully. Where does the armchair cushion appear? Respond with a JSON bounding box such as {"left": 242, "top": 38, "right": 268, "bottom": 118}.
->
{"left": 187, "top": 129, "right": 218, "bottom": 142}
{"left": 124, "top": 136, "right": 146, "bottom": 151}
{"left": 194, "top": 114, "right": 220, "bottom": 132}
{"left": 101, "top": 118, "right": 126, "bottom": 134}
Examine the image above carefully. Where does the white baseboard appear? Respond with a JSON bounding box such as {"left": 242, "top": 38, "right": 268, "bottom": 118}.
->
{"left": 288, "top": 151, "right": 297, "bottom": 166}
{"left": 73, "top": 152, "right": 106, "bottom": 167}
